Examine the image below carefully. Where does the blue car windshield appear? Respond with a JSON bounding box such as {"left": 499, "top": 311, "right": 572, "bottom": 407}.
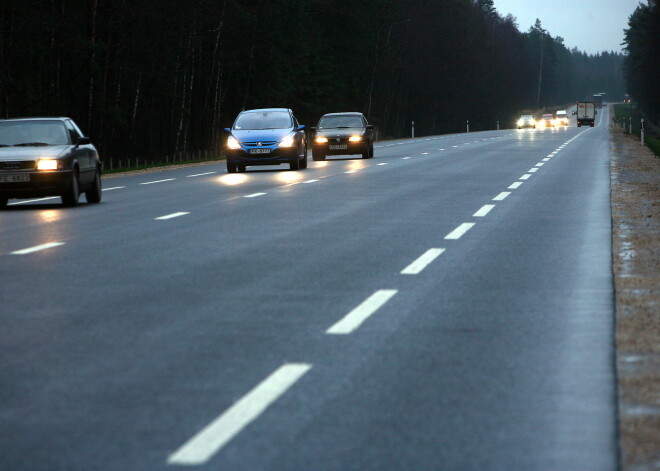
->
{"left": 318, "top": 116, "right": 364, "bottom": 129}
{"left": 233, "top": 111, "right": 292, "bottom": 130}
{"left": 0, "top": 121, "right": 69, "bottom": 146}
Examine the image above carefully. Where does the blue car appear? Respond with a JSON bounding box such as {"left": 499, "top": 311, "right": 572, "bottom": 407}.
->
{"left": 224, "top": 108, "right": 307, "bottom": 172}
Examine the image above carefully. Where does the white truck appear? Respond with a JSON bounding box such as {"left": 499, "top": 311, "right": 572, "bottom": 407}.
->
{"left": 576, "top": 101, "right": 596, "bottom": 127}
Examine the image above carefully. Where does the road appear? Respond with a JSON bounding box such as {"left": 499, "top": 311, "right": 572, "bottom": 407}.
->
{"left": 0, "top": 109, "right": 617, "bottom": 470}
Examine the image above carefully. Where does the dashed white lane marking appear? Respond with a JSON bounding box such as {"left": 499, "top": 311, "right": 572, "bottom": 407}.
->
{"left": 141, "top": 178, "right": 175, "bottom": 185}
{"left": 187, "top": 172, "right": 217, "bottom": 178}
{"left": 167, "top": 363, "right": 312, "bottom": 466}
{"left": 11, "top": 242, "right": 65, "bottom": 255}
{"left": 444, "top": 223, "right": 475, "bottom": 240}
{"left": 438, "top": 149, "right": 445, "bottom": 151}
{"left": 508, "top": 182, "right": 523, "bottom": 189}
{"left": 520, "top": 174, "right": 531, "bottom": 180}
{"left": 493, "top": 191, "right": 511, "bottom": 201}
{"left": 303, "top": 179, "right": 319, "bottom": 183}
{"left": 473, "top": 204, "right": 495, "bottom": 217}
{"left": 401, "top": 248, "right": 446, "bottom": 275}
{"left": 8, "top": 197, "right": 59, "bottom": 205}
{"left": 244, "top": 193, "right": 267, "bottom": 198}
{"left": 401, "top": 157, "right": 412, "bottom": 160}
{"left": 535, "top": 162, "right": 544, "bottom": 167}
{"left": 452, "top": 145, "right": 459, "bottom": 148}
{"left": 528, "top": 168, "right": 539, "bottom": 173}
{"left": 542, "top": 158, "right": 550, "bottom": 162}
{"left": 103, "top": 186, "right": 126, "bottom": 191}
{"left": 155, "top": 212, "right": 189, "bottom": 220}
{"left": 344, "top": 170, "right": 358, "bottom": 174}
{"left": 422, "top": 152, "right": 429, "bottom": 155}
{"left": 377, "top": 163, "right": 388, "bottom": 166}
{"left": 326, "top": 289, "right": 398, "bottom": 335}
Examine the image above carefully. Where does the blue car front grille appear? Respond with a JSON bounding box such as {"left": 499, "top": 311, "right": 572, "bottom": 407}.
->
{"left": 243, "top": 141, "right": 277, "bottom": 147}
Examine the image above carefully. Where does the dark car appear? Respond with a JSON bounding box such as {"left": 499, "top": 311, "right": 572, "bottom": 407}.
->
{"left": 311, "top": 112, "right": 374, "bottom": 160}
{"left": 224, "top": 108, "right": 307, "bottom": 172}
{"left": 0, "top": 117, "right": 102, "bottom": 208}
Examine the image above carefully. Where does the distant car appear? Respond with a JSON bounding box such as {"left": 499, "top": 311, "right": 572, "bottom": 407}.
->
{"left": 224, "top": 108, "right": 307, "bottom": 172}
{"left": 0, "top": 117, "right": 102, "bottom": 208}
{"left": 538, "top": 114, "right": 555, "bottom": 128}
{"left": 311, "top": 112, "right": 374, "bottom": 160}
{"left": 555, "top": 110, "right": 569, "bottom": 126}
{"left": 517, "top": 115, "right": 536, "bottom": 129}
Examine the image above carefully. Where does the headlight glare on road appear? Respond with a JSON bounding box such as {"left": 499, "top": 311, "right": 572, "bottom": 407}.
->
{"left": 279, "top": 135, "right": 295, "bottom": 148}
{"left": 37, "top": 159, "right": 58, "bottom": 170}
{"left": 227, "top": 136, "right": 241, "bottom": 149}
{"left": 315, "top": 136, "right": 328, "bottom": 143}
{"left": 348, "top": 135, "right": 363, "bottom": 142}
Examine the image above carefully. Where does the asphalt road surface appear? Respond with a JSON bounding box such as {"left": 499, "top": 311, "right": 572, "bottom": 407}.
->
{"left": 1, "top": 109, "right": 617, "bottom": 470}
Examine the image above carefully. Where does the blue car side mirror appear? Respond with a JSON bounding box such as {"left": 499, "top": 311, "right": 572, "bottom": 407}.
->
{"left": 224, "top": 128, "right": 231, "bottom": 132}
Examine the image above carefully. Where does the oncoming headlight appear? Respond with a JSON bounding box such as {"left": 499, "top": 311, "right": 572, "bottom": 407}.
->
{"left": 279, "top": 135, "right": 295, "bottom": 148}
{"left": 348, "top": 135, "right": 363, "bottom": 142}
{"left": 315, "top": 136, "right": 328, "bottom": 143}
{"left": 227, "top": 136, "right": 241, "bottom": 149}
{"left": 37, "top": 159, "right": 58, "bottom": 170}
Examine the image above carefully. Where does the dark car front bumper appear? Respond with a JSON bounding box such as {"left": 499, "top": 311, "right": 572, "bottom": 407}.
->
{"left": 312, "top": 141, "right": 367, "bottom": 156}
{"left": 0, "top": 170, "right": 73, "bottom": 198}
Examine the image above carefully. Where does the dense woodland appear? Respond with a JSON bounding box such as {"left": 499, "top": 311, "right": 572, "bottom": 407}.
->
{"left": 623, "top": 0, "right": 659, "bottom": 127}
{"left": 0, "top": 0, "right": 627, "bottom": 164}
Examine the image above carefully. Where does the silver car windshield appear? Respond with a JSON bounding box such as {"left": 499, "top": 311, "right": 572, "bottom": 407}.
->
{"left": 233, "top": 111, "right": 292, "bottom": 130}
{"left": 0, "top": 121, "right": 70, "bottom": 146}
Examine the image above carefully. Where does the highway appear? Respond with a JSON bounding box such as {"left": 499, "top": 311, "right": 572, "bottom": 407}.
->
{"left": 0, "top": 108, "right": 617, "bottom": 470}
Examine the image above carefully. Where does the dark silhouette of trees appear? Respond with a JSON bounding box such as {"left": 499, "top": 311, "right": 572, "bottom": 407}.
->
{"left": 623, "top": 0, "right": 659, "bottom": 125}
{"left": 0, "top": 0, "right": 626, "bottom": 165}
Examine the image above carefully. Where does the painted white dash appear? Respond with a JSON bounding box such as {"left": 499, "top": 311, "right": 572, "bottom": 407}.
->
{"left": 140, "top": 178, "right": 175, "bottom": 185}
{"left": 187, "top": 172, "right": 216, "bottom": 178}
{"left": 444, "top": 222, "right": 475, "bottom": 240}
{"left": 401, "top": 248, "right": 445, "bottom": 275}
{"left": 535, "top": 162, "right": 544, "bottom": 167}
{"left": 542, "top": 158, "right": 550, "bottom": 162}
{"left": 452, "top": 145, "right": 459, "bottom": 148}
{"left": 401, "top": 157, "right": 412, "bottom": 160}
{"left": 102, "top": 186, "right": 126, "bottom": 191}
{"left": 11, "top": 242, "right": 65, "bottom": 255}
{"left": 508, "top": 181, "right": 523, "bottom": 190}
{"left": 528, "top": 168, "right": 539, "bottom": 173}
{"left": 422, "top": 152, "right": 429, "bottom": 155}
{"left": 493, "top": 192, "right": 511, "bottom": 201}
{"left": 473, "top": 204, "right": 495, "bottom": 217}
{"left": 167, "top": 364, "right": 312, "bottom": 466}
{"left": 303, "top": 179, "right": 319, "bottom": 183}
{"left": 344, "top": 170, "right": 357, "bottom": 174}
{"left": 327, "top": 290, "right": 398, "bottom": 335}
{"left": 244, "top": 193, "right": 266, "bottom": 198}
{"left": 155, "top": 212, "right": 189, "bottom": 220}
{"left": 520, "top": 174, "right": 531, "bottom": 180}
{"left": 377, "top": 163, "right": 388, "bottom": 166}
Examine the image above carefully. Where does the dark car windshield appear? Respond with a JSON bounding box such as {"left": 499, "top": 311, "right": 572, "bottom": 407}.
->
{"left": 233, "top": 111, "right": 292, "bottom": 130}
{"left": 318, "top": 115, "right": 364, "bottom": 129}
{"left": 0, "top": 121, "right": 70, "bottom": 146}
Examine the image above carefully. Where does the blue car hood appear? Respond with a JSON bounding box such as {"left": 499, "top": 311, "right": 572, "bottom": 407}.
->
{"left": 232, "top": 128, "right": 292, "bottom": 142}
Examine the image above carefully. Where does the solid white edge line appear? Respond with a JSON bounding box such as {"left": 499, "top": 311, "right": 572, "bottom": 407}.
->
{"left": 7, "top": 197, "right": 59, "bottom": 205}
{"left": 102, "top": 186, "right": 126, "bottom": 191}
{"left": 140, "top": 178, "right": 175, "bottom": 185}
{"left": 444, "top": 222, "right": 475, "bottom": 240}
{"left": 244, "top": 192, "right": 266, "bottom": 198}
{"left": 11, "top": 242, "right": 65, "bottom": 255}
{"left": 326, "top": 289, "right": 398, "bottom": 335}
{"left": 473, "top": 204, "right": 495, "bottom": 217}
{"left": 508, "top": 181, "right": 523, "bottom": 189}
{"left": 155, "top": 212, "right": 189, "bottom": 220}
{"left": 492, "top": 191, "right": 511, "bottom": 201}
{"left": 303, "top": 179, "right": 319, "bottom": 183}
{"left": 401, "top": 248, "right": 446, "bottom": 275}
{"left": 377, "top": 163, "right": 388, "bottom": 165}
{"left": 167, "top": 363, "right": 312, "bottom": 466}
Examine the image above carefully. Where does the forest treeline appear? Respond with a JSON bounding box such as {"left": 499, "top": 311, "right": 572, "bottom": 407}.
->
{"left": 0, "top": 0, "right": 625, "bottom": 164}
{"left": 623, "top": 0, "right": 659, "bottom": 127}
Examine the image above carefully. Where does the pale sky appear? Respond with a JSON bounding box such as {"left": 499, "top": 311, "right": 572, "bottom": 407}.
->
{"left": 493, "top": 0, "right": 644, "bottom": 54}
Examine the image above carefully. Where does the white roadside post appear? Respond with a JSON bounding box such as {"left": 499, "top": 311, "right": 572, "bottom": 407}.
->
{"left": 412, "top": 121, "right": 415, "bottom": 138}
{"left": 497, "top": 120, "right": 500, "bottom": 130}
{"left": 466, "top": 120, "right": 470, "bottom": 133}
{"left": 641, "top": 119, "right": 645, "bottom": 145}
